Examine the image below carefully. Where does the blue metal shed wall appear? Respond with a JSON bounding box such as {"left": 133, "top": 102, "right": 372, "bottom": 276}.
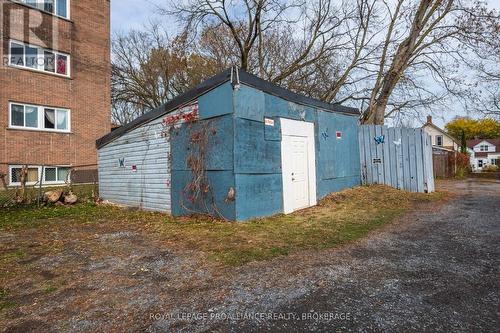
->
{"left": 169, "top": 82, "right": 360, "bottom": 221}
{"left": 316, "top": 111, "right": 361, "bottom": 197}
{"left": 233, "top": 84, "right": 360, "bottom": 221}
{"left": 198, "top": 82, "right": 234, "bottom": 119}
{"left": 233, "top": 117, "right": 284, "bottom": 220}
{"left": 170, "top": 84, "right": 236, "bottom": 220}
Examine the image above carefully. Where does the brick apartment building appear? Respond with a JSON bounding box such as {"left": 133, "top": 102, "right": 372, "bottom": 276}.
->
{"left": 0, "top": 0, "right": 110, "bottom": 186}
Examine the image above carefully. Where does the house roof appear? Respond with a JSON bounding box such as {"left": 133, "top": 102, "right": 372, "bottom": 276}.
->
{"left": 466, "top": 138, "right": 500, "bottom": 151}
{"left": 422, "top": 121, "right": 459, "bottom": 144}
{"left": 96, "top": 68, "right": 359, "bottom": 149}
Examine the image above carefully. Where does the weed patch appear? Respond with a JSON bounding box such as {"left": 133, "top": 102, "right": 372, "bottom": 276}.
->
{"left": 0, "top": 288, "right": 15, "bottom": 311}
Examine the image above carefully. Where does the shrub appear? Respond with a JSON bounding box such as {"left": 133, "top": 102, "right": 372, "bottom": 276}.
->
{"left": 455, "top": 166, "right": 468, "bottom": 179}
{"left": 451, "top": 152, "right": 470, "bottom": 178}
{"left": 483, "top": 164, "right": 499, "bottom": 172}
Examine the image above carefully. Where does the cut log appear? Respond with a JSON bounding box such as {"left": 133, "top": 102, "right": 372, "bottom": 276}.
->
{"left": 44, "top": 190, "right": 63, "bottom": 203}
{"left": 64, "top": 192, "right": 78, "bottom": 205}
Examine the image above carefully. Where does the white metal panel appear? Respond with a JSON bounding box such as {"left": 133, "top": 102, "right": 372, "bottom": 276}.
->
{"left": 98, "top": 104, "right": 198, "bottom": 212}
{"left": 98, "top": 117, "right": 171, "bottom": 212}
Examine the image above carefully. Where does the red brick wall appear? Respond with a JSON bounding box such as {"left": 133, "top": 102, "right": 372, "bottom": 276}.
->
{"left": 0, "top": 0, "right": 110, "bottom": 178}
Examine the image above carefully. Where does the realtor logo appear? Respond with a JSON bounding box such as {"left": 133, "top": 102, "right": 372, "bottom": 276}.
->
{"left": 1, "top": 1, "right": 61, "bottom": 68}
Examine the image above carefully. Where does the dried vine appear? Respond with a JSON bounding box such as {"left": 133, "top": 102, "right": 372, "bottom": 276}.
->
{"left": 162, "top": 105, "right": 227, "bottom": 219}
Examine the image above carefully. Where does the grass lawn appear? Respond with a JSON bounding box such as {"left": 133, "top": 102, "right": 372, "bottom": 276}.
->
{"left": 0, "top": 185, "right": 446, "bottom": 266}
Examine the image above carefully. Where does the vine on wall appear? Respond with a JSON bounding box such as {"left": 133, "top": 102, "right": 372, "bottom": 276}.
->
{"left": 162, "top": 104, "right": 227, "bottom": 219}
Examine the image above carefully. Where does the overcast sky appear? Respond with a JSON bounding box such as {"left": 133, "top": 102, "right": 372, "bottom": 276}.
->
{"left": 112, "top": 0, "right": 500, "bottom": 30}
{"left": 111, "top": 0, "right": 165, "bottom": 33}
{"left": 111, "top": 0, "right": 500, "bottom": 128}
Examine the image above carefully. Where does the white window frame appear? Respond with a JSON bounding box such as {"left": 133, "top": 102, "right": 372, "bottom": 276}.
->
{"left": 9, "top": 165, "right": 41, "bottom": 186}
{"left": 480, "top": 145, "right": 489, "bottom": 152}
{"left": 9, "top": 165, "right": 71, "bottom": 186}
{"left": 9, "top": 102, "right": 71, "bottom": 133}
{"left": 43, "top": 166, "right": 71, "bottom": 184}
{"left": 8, "top": 40, "right": 71, "bottom": 77}
{"left": 13, "top": 0, "right": 70, "bottom": 19}
{"left": 436, "top": 135, "right": 443, "bottom": 146}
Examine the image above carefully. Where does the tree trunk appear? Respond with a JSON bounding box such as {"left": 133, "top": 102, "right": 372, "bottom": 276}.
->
{"left": 362, "top": 0, "right": 436, "bottom": 125}
{"left": 364, "top": 103, "right": 386, "bottom": 125}
{"left": 15, "top": 165, "right": 28, "bottom": 203}
{"left": 240, "top": 51, "right": 249, "bottom": 71}
{"left": 364, "top": 67, "right": 403, "bottom": 124}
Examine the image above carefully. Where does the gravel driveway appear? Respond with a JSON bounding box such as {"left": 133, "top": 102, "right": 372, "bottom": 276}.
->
{"left": 1, "top": 179, "right": 499, "bottom": 332}
{"left": 211, "top": 179, "right": 500, "bottom": 332}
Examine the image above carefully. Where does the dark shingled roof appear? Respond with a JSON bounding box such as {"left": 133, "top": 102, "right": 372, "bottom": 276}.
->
{"left": 97, "top": 68, "right": 360, "bottom": 149}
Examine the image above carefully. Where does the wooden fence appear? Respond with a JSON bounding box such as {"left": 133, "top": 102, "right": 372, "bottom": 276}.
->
{"left": 359, "top": 125, "right": 435, "bottom": 193}
{"left": 432, "top": 147, "right": 456, "bottom": 178}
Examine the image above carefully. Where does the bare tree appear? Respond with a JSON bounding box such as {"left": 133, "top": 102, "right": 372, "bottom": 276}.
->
{"left": 109, "top": 0, "right": 498, "bottom": 126}
{"left": 163, "top": 0, "right": 363, "bottom": 87}
{"left": 163, "top": 0, "right": 303, "bottom": 71}
{"left": 111, "top": 24, "right": 220, "bottom": 124}
{"left": 462, "top": 12, "right": 500, "bottom": 119}
{"left": 359, "top": 0, "right": 500, "bottom": 124}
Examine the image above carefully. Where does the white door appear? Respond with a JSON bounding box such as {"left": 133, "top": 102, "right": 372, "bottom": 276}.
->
{"left": 288, "top": 136, "right": 310, "bottom": 209}
{"left": 281, "top": 118, "right": 317, "bottom": 214}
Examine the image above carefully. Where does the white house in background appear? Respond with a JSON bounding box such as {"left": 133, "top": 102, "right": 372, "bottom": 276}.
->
{"left": 422, "top": 116, "right": 459, "bottom": 151}
{"left": 467, "top": 138, "right": 500, "bottom": 171}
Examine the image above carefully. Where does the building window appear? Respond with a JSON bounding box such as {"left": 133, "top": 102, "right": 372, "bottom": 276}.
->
{"left": 44, "top": 51, "right": 55, "bottom": 72}
{"left": 479, "top": 145, "right": 489, "bottom": 152}
{"left": 44, "top": 108, "right": 56, "bottom": 129}
{"left": 15, "top": 0, "right": 70, "bottom": 19}
{"left": 25, "top": 45, "right": 38, "bottom": 69}
{"left": 9, "top": 166, "right": 70, "bottom": 186}
{"left": 10, "top": 42, "right": 24, "bottom": 66}
{"left": 56, "top": 109, "right": 68, "bottom": 130}
{"left": 436, "top": 135, "right": 443, "bottom": 146}
{"left": 44, "top": 167, "right": 70, "bottom": 183}
{"left": 9, "top": 102, "right": 70, "bottom": 132}
{"left": 56, "top": 54, "right": 68, "bottom": 75}
{"left": 56, "top": 0, "right": 68, "bottom": 18}
{"left": 9, "top": 40, "right": 70, "bottom": 77}
{"left": 10, "top": 166, "right": 39, "bottom": 184}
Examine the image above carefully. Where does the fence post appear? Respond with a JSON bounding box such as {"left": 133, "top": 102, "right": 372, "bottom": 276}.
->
{"left": 37, "top": 165, "right": 44, "bottom": 207}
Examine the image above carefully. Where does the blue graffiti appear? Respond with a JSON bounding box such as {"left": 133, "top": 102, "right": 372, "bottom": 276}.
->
{"left": 321, "top": 128, "right": 329, "bottom": 141}
{"left": 119, "top": 158, "right": 125, "bottom": 167}
{"left": 374, "top": 135, "right": 385, "bottom": 145}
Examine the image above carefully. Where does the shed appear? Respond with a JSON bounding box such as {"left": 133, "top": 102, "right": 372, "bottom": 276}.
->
{"left": 96, "top": 68, "right": 361, "bottom": 221}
